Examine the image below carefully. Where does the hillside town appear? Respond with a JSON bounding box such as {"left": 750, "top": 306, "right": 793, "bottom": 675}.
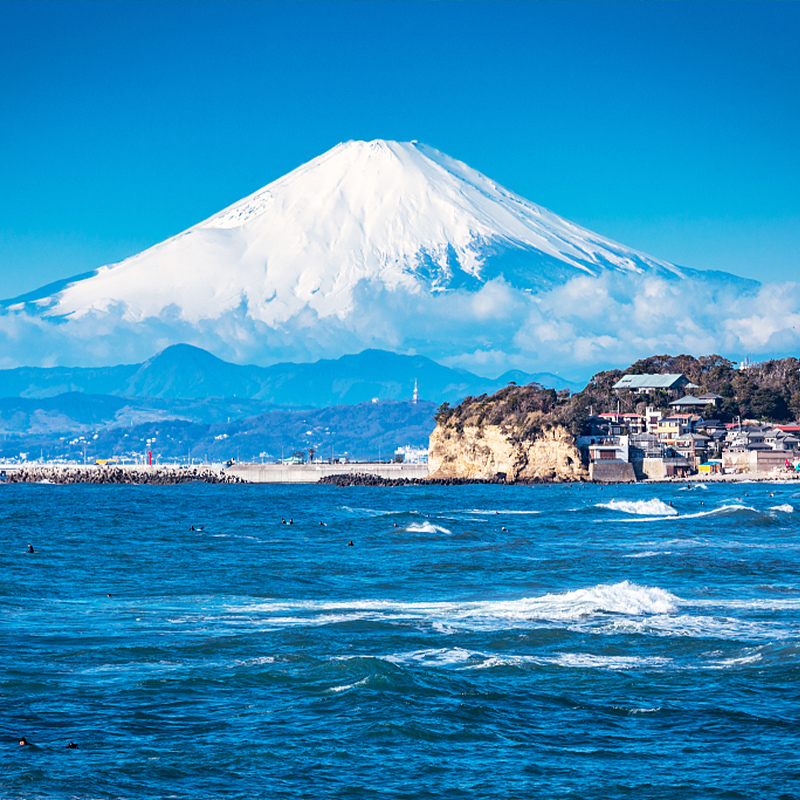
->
{"left": 578, "top": 371, "right": 800, "bottom": 481}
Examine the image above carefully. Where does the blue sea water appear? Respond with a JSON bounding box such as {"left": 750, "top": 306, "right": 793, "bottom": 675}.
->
{"left": 2, "top": 481, "right": 799, "bottom": 799}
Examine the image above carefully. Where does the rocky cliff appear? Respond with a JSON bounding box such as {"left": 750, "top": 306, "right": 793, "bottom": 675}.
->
{"left": 427, "top": 385, "right": 588, "bottom": 482}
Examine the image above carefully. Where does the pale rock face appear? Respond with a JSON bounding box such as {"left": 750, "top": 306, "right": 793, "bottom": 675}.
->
{"left": 428, "top": 422, "right": 587, "bottom": 482}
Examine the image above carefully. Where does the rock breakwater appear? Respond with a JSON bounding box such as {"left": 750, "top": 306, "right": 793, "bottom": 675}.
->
{"left": 4, "top": 465, "right": 244, "bottom": 485}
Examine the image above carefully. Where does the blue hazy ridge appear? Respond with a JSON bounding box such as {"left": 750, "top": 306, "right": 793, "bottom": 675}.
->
{"left": 2, "top": 482, "right": 800, "bottom": 799}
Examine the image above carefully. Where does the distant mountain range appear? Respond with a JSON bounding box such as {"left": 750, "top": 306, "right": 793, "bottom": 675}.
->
{"left": 0, "top": 343, "right": 583, "bottom": 405}
{"left": 0, "top": 344, "right": 582, "bottom": 461}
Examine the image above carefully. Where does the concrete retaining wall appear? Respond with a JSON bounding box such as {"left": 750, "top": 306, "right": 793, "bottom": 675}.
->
{"left": 589, "top": 461, "right": 636, "bottom": 483}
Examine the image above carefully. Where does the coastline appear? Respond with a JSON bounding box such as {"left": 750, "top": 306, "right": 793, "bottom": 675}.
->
{"left": 3, "top": 463, "right": 799, "bottom": 486}
{"left": 644, "top": 470, "right": 800, "bottom": 484}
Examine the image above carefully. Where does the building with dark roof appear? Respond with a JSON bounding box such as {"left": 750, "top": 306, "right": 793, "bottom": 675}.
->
{"left": 613, "top": 374, "right": 698, "bottom": 394}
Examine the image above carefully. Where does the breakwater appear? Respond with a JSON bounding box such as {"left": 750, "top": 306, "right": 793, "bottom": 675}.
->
{"left": 2, "top": 464, "right": 243, "bottom": 485}
{"left": 319, "top": 472, "right": 508, "bottom": 487}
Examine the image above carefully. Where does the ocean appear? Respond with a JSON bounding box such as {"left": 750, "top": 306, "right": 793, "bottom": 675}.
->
{"left": 2, "top": 481, "right": 799, "bottom": 799}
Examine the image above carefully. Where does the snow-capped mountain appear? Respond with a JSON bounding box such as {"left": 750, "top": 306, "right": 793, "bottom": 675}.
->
{"left": 10, "top": 140, "right": 705, "bottom": 323}
{"left": 1, "top": 140, "right": 765, "bottom": 373}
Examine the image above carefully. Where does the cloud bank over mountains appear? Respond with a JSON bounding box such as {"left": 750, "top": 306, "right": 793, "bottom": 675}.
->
{"left": 1, "top": 140, "right": 792, "bottom": 375}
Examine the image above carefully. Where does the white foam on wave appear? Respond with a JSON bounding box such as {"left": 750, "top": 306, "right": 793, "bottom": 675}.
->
{"left": 235, "top": 656, "right": 276, "bottom": 667}
{"left": 694, "top": 596, "right": 800, "bottom": 611}
{"left": 607, "top": 612, "right": 790, "bottom": 642}
{"left": 769, "top": 503, "right": 794, "bottom": 513}
{"left": 230, "top": 581, "right": 678, "bottom": 632}
{"left": 613, "top": 706, "right": 663, "bottom": 714}
{"left": 707, "top": 653, "right": 763, "bottom": 669}
{"left": 406, "top": 521, "right": 452, "bottom": 535}
{"left": 384, "top": 647, "right": 475, "bottom": 667}
{"left": 381, "top": 648, "right": 671, "bottom": 672}
{"left": 597, "top": 498, "right": 678, "bottom": 517}
{"left": 624, "top": 550, "right": 672, "bottom": 559}
{"left": 340, "top": 505, "right": 412, "bottom": 518}
{"left": 553, "top": 653, "right": 672, "bottom": 670}
{"left": 329, "top": 676, "right": 370, "bottom": 693}
{"left": 626, "top": 503, "right": 762, "bottom": 522}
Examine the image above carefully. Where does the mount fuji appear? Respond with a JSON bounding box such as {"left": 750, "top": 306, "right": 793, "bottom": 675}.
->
{"left": 1, "top": 140, "right": 762, "bottom": 373}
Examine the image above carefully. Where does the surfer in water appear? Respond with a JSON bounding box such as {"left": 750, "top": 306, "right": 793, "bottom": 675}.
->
{"left": 19, "top": 737, "right": 33, "bottom": 747}
{"left": 27, "top": 543, "right": 34, "bottom": 553}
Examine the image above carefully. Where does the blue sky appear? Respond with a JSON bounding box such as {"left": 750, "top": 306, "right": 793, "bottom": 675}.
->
{"left": 1, "top": 0, "right": 798, "bottom": 300}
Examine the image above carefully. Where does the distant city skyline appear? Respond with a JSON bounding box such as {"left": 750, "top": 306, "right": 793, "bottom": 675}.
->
{"left": 1, "top": 0, "right": 797, "bottom": 300}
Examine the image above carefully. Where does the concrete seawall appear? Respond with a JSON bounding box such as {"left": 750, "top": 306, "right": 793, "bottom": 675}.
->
{"left": 225, "top": 462, "right": 430, "bottom": 484}
{"left": 0, "top": 462, "right": 429, "bottom": 485}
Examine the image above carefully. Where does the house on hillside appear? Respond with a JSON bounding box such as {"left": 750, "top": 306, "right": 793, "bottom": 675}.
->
{"left": 764, "top": 428, "right": 800, "bottom": 451}
{"left": 673, "top": 432, "right": 711, "bottom": 466}
{"left": 698, "top": 392, "right": 723, "bottom": 405}
{"left": 612, "top": 373, "right": 697, "bottom": 396}
{"left": 669, "top": 395, "right": 716, "bottom": 413}
{"left": 655, "top": 414, "right": 696, "bottom": 442}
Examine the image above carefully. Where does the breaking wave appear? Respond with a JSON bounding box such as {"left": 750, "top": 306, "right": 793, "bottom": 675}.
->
{"left": 597, "top": 498, "right": 678, "bottom": 517}
{"left": 229, "top": 581, "right": 679, "bottom": 631}
{"left": 406, "top": 521, "right": 452, "bottom": 535}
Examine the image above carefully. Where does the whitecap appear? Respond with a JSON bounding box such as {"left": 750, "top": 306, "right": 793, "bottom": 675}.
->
{"left": 225, "top": 581, "right": 679, "bottom": 633}
{"left": 597, "top": 498, "right": 678, "bottom": 517}
{"left": 389, "top": 650, "right": 672, "bottom": 672}
{"left": 329, "top": 676, "right": 370, "bottom": 693}
{"left": 622, "top": 503, "right": 762, "bottom": 522}
{"left": 235, "top": 656, "right": 275, "bottom": 667}
{"left": 769, "top": 503, "right": 794, "bottom": 513}
{"left": 384, "top": 647, "right": 475, "bottom": 667}
{"left": 554, "top": 653, "right": 671, "bottom": 670}
{"left": 406, "top": 521, "right": 452, "bottom": 535}
{"left": 707, "top": 653, "right": 763, "bottom": 669}
{"left": 607, "top": 612, "right": 791, "bottom": 642}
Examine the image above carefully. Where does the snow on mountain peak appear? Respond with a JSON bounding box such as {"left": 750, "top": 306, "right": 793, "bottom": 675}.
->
{"left": 34, "top": 139, "right": 689, "bottom": 327}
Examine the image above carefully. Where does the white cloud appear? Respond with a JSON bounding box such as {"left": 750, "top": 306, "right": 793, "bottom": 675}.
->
{"left": 1, "top": 272, "right": 799, "bottom": 380}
